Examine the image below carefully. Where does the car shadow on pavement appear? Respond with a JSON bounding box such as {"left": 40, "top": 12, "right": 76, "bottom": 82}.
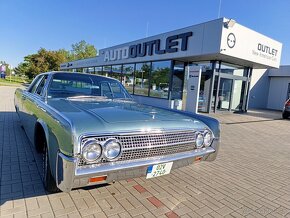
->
{"left": 0, "top": 111, "right": 110, "bottom": 207}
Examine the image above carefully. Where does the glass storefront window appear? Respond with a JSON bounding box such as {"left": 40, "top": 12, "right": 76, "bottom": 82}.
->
{"left": 191, "top": 62, "right": 213, "bottom": 113}
{"left": 172, "top": 61, "right": 184, "bottom": 100}
{"left": 219, "top": 62, "right": 247, "bottom": 76}
{"left": 123, "top": 64, "right": 134, "bottom": 94}
{"left": 87, "top": 67, "right": 94, "bottom": 74}
{"left": 150, "top": 61, "right": 171, "bottom": 99}
{"left": 103, "top": 65, "right": 111, "bottom": 77}
{"left": 110, "top": 65, "right": 122, "bottom": 82}
{"left": 95, "top": 66, "right": 104, "bottom": 75}
{"left": 134, "top": 63, "right": 150, "bottom": 96}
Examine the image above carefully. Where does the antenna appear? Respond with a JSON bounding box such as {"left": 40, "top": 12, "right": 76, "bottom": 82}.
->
{"left": 218, "top": 0, "right": 222, "bottom": 18}
{"left": 146, "top": 22, "right": 149, "bottom": 37}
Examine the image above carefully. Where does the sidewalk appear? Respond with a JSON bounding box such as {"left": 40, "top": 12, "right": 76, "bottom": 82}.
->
{"left": 1, "top": 86, "right": 290, "bottom": 218}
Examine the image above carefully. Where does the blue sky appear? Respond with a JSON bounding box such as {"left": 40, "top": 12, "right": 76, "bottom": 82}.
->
{"left": 1, "top": 0, "right": 290, "bottom": 68}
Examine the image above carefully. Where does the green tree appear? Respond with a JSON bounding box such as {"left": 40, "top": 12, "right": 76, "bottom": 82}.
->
{"left": 15, "top": 48, "right": 69, "bottom": 79}
{"left": 151, "top": 67, "right": 170, "bottom": 87}
{"left": 14, "top": 62, "right": 30, "bottom": 77}
{"left": 71, "top": 40, "right": 97, "bottom": 60}
{"left": 15, "top": 40, "right": 97, "bottom": 79}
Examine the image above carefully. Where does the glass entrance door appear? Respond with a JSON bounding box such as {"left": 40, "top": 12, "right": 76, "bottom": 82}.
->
{"left": 231, "top": 80, "right": 246, "bottom": 111}
{"left": 217, "top": 78, "right": 233, "bottom": 110}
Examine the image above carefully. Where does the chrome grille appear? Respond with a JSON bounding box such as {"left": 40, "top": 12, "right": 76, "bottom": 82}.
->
{"left": 79, "top": 130, "right": 197, "bottom": 165}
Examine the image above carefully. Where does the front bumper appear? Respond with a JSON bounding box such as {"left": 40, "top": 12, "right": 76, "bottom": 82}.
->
{"left": 56, "top": 139, "right": 219, "bottom": 192}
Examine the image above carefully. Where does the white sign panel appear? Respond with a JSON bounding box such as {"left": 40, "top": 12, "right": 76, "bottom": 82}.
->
{"left": 185, "top": 66, "right": 201, "bottom": 113}
{"left": 220, "top": 19, "right": 282, "bottom": 68}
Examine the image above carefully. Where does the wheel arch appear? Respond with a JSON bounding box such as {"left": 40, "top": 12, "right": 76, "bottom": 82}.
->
{"left": 34, "top": 119, "right": 50, "bottom": 152}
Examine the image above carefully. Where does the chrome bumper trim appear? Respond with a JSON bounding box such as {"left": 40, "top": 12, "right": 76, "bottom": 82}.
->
{"left": 75, "top": 147, "right": 215, "bottom": 176}
{"left": 56, "top": 140, "right": 218, "bottom": 192}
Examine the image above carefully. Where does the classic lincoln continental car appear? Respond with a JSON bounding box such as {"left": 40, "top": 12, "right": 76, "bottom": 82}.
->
{"left": 15, "top": 72, "right": 220, "bottom": 192}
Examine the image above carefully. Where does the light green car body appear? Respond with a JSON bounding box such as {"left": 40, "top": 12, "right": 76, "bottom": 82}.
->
{"left": 15, "top": 72, "right": 220, "bottom": 192}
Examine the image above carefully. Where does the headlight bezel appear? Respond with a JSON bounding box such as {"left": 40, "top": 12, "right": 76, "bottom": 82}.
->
{"left": 203, "top": 130, "right": 214, "bottom": 147}
{"left": 195, "top": 129, "right": 214, "bottom": 148}
{"left": 195, "top": 132, "right": 204, "bottom": 148}
{"left": 82, "top": 139, "right": 103, "bottom": 163}
{"left": 103, "top": 138, "right": 122, "bottom": 161}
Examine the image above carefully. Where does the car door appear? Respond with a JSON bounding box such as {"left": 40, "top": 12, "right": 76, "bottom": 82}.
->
{"left": 21, "top": 74, "right": 48, "bottom": 143}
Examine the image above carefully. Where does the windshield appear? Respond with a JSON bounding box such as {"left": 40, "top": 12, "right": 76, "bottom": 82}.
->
{"left": 47, "top": 73, "right": 132, "bottom": 99}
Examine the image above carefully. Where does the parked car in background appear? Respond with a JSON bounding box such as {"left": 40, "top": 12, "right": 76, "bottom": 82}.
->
{"left": 14, "top": 72, "right": 220, "bottom": 193}
{"left": 282, "top": 98, "right": 290, "bottom": 119}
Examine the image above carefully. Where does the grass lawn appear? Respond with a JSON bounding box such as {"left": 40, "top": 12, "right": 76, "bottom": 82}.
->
{"left": 0, "top": 77, "right": 27, "bottom": 86}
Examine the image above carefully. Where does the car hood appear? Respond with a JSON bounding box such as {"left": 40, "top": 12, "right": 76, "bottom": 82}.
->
{"left": 47, "top": 98, "right": 207, "bottom": 134}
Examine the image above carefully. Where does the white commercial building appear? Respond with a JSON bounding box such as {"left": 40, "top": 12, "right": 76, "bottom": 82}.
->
{"left": 60, "top": 18, "right": 283, "bottom": 113}
{"left": 249, "top": 65, "right": 290, "bottom": 111}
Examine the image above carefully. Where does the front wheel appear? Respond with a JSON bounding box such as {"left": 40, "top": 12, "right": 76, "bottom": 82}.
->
{"left": 43, "top": 147, "right": 59, "bottom": 193}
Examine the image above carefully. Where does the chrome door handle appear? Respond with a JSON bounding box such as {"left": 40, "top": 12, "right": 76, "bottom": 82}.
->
{"left": 37, "top": 105, "right": 46, "bottom": 112}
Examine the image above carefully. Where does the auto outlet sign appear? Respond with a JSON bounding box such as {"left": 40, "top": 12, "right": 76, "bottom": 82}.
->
{"left": 103, "top": 32, "right": 193, "bottom": 62}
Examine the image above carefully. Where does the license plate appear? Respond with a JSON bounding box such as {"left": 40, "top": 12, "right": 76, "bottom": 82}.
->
{"left": 146, "top": 162, "right": 173, "bottom": 179}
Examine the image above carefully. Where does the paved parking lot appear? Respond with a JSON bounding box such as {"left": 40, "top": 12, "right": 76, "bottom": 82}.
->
{"left": 1, "top": 86, "right": 290, "bottom": 218}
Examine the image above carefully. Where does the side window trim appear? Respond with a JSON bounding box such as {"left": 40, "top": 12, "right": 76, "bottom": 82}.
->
{"left": 28, "top": 75, "right": 44, "bottom": 93}
{"left": 100, "top": 82, "right": 113, "bottom": 98}
{"left": 35, "top": 75, "right": 48, "bottom": 96}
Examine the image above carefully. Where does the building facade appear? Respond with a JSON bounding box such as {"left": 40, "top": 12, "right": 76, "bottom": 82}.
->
{"left": 60, "top": 18, "right": 282, "bottom": 113}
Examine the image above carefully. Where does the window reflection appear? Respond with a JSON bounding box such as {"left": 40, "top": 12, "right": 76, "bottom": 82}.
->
{"left": 87, "top": 67, "right": 94, "bottom": 74}
{"left": 219, "top": 62, "right": 247, "bottom": 76}
{"left": 171, "top": 61, "right": 184, "bottom": 100}
{"left": 110, "top": 65, "right": 122, "bottom": 82}
{"left": 103, "top": 66, "right": 111, "bottom": 77}
{"left": 134, "top": 63, "right": 150, "bottom": 96}
{"left": 150, "top": 61, "right": 171, "bottom": 99}
{"left": 123, "top": 64, "right": 134, "bottom": 94}
{"left": 95, "top": 67, "right": 104, "bottom": 76}
{"left": 192, "top": 62, "right": 212, "bottom": 113}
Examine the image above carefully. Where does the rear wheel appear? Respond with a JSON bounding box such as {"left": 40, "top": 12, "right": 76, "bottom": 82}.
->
{"left": 282, "top": 111, "right": 289, "bottom": 119}
{"left": 43, "top": 146, "right": 59, "bottom": 193}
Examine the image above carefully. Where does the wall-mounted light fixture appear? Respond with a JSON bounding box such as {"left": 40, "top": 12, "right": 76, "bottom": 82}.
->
{"left": 224, "top": 19, "right": 236, "bottom": 28}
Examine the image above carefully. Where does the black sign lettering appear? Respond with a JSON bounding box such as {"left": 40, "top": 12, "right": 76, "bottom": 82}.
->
{"left": 137, "top": 43, "right": 147, "bottom": 57}
{"left": 129, "top": 45, "right": 137, "bottom": 58}
{"left": 146, "top": 40, "right": 156, "bottom": 56}
{"left": 179, "top": 32, "right": 193, "bottom": 51}
{"left": 155, "top": 39, "right": 166, "bottom": 54}
{"left": 104, "top": 31, "right": 193, "bottom": 62}
{"left": 166, "top": 35, "right": 178, "bottom": 53}
{"left": 257, "top": 43, "right": 278, "bottom": 56}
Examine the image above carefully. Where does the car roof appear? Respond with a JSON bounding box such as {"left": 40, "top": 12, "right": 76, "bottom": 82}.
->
{"left": 39, "top": 71, "right": 119, "bottom": 82}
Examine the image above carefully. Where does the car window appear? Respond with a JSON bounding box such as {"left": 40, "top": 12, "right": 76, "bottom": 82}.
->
{"left": 35, "top": 75, "right": 48, "bottom": 96}
{"left": 47, "top": 73, "right": 132, "bottom": 99}
{"left": 101, "top": 82, "right": 113, "bottom": 98}
{"left": 29, "top": 75, "right": 43, "bottom": 93}
{"left": 110, "top": 82, "right": 125, "bottom": 98}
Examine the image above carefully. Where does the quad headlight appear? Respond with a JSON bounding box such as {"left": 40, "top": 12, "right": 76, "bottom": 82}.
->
{"left": 195, "top": 130, "right": 214, "bottom": 148}
{"left": 103, "top": 138, "right": 122, "bottom": 160}
{"left": 82, "top": 139, "right": 102, "bottom": 163}
{"left": 195, "top": 132, "right": 204, "bottom": 148}
{"left": 203, "top": 130, "right": 213, "bottom": 147}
